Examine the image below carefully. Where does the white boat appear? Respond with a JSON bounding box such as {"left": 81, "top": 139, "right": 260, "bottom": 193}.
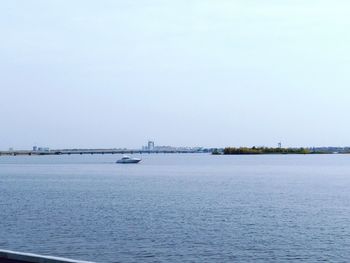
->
{"left": 116, "top": 155, "right": 141, "bottom": 164}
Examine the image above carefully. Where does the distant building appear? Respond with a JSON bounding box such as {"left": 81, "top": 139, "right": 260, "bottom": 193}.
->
{"left": 153, "top": 145, "right": 175, "bottom": 151}
{"left": 37, "top": 147, "right": 50, "bottom": 152}
{"left": 141, "top": 141, "right": 204, "bottom": 153}
{"left": 147, "top": 141, "right": 155, "bottom": 151}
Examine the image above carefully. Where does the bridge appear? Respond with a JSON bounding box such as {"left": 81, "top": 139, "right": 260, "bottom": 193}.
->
{"left": 0, "top": 149, "right": 206, "bottom": 156}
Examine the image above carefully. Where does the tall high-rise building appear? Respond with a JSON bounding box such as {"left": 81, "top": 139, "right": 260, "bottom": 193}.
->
{"left": 148, "top": 141, "right": 155, "bottom": 151}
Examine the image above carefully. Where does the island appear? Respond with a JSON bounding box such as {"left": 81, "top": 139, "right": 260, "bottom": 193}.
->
{"left": 223, "top": 147, "right": 311, "bottom": 155}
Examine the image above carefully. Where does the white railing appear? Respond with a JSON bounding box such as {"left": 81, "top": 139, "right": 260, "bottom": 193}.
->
{"left": 0, "top": 249, "right": 95, "bottom": 263}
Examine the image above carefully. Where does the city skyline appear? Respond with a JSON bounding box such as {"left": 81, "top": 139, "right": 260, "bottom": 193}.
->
{"left": 4, "top": 140, "right": 350, "bottom": 153}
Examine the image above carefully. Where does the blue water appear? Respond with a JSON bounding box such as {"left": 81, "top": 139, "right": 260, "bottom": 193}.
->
{"left": 1, "top": 154, "right": 350, "bottom": 262}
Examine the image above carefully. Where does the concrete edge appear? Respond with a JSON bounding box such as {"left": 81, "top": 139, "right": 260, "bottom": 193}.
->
{"left": 0, "top": 250, "right": 95, "bottom": 263}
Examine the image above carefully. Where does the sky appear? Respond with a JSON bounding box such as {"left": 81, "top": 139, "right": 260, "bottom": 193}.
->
{"left": 1, "top": 0, "right": 350, "bottom": 149}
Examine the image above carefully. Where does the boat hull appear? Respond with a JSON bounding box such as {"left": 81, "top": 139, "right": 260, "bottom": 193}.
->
{"left": 116, "top": 159, "right": 141, "bottom": 164}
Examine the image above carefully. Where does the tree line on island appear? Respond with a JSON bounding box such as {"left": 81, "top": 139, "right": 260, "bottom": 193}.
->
{"left": 213, "top": 147, "right": 311, "bottom": 155}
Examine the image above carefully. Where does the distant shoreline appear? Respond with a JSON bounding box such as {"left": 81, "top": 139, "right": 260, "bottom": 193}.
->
{"left": 213, "top": 147, "right": 350, "bottom": 155}
{"left": 1, "top": 147, "right": 349, "bottom": 156}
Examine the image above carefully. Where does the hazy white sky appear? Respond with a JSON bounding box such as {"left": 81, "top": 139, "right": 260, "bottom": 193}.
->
{"left": 1, "top": 0, "right": 350, "bottom": 149}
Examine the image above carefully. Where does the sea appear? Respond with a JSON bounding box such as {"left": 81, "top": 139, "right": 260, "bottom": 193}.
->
{"left": 1, "top": 153, "right": 350, "bottom": 262}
